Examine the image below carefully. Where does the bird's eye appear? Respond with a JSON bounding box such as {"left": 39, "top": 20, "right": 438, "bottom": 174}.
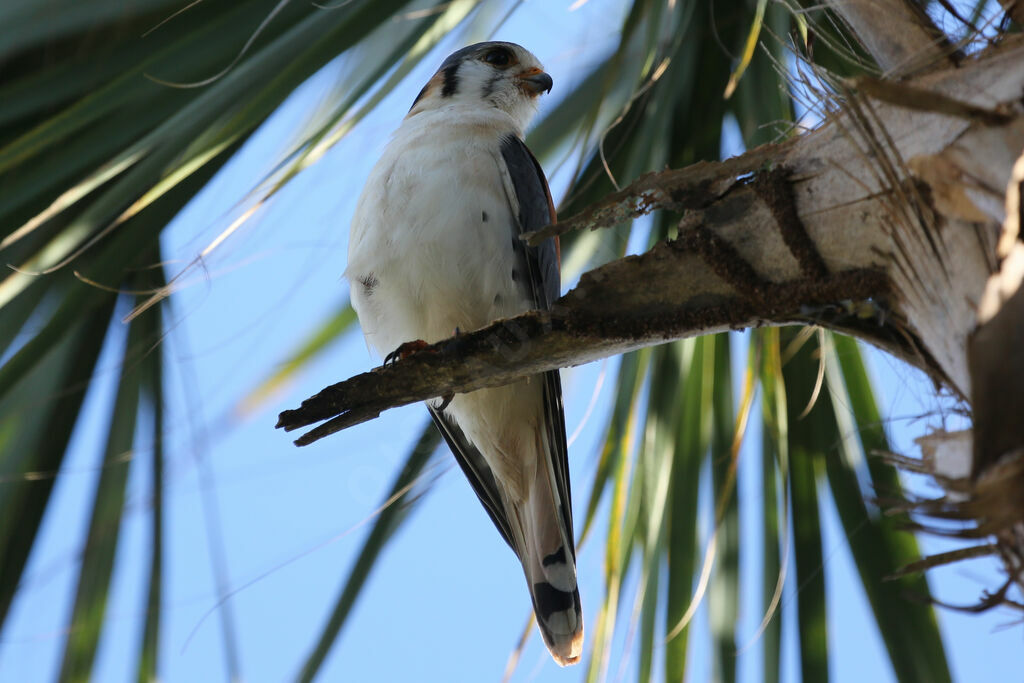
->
{"left": 483, "top": 48, "right": 512, "bottom": 67}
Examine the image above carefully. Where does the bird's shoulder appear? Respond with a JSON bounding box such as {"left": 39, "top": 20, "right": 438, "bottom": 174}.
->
{"left": 349, "top": 107, "right": 525, "bottom": 251}
{"left": 393, "top": 103, "right": 522, "bottom": 149}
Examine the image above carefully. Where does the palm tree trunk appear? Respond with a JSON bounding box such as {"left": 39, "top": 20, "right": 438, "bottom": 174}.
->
{"left": 825, "top": 0, "right": 959, "bottom": 75}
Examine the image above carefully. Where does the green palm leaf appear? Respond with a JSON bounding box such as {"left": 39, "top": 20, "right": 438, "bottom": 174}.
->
{"left": 0, "top": 0, "right": 978, "bottom": 679}
{"left": 297, "top": 423, "right": 441, "bottom": 682}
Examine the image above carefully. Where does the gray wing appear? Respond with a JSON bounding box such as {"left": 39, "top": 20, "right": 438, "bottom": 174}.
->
{"left": 500, "top": 134, "right": 574, "bottom": 550}
{"left": 428, "top": 405, "right": 513, "bottom": 547}
{"left": 499, "top": 135, "right": 561, "bottom": 310}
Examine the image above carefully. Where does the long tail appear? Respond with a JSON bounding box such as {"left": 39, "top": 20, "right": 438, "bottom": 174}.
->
{"left": 517, "top": 436, "right": 583, "bottom": 666}
{"left": 427, "top": 375, "right": 583, "bottom": 665}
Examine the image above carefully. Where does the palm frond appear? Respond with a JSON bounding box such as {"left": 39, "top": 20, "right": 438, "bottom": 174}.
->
{"left": 0, "top": 0, "right": 967, "bottom": 679}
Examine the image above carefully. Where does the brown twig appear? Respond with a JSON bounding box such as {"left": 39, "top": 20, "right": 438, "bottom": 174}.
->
{"left": 277, "top": 267, "right": 890, "bottom": 445}
{"left": 522, "top": 142, "right": 786, "bottom": 244}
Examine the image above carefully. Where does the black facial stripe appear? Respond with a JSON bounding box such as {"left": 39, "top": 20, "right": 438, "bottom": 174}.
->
{"left": 481, "top": 72, "right": 501, "bottom": 98}
{"left": 441, "top": 62, "right": 460, "bottom": 97}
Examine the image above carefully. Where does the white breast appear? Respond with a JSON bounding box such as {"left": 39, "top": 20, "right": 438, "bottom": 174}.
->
{"left": 346, "top": 105, "right": 531, "bottom": 357}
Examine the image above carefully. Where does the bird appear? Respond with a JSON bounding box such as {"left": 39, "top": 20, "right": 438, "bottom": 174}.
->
{"left": 345, "top": 42, "right": 582, "bottom": 666}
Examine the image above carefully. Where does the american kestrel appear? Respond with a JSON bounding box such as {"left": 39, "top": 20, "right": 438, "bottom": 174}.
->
{"left": 345, "top": 42, "right": 582, "bottom": 665}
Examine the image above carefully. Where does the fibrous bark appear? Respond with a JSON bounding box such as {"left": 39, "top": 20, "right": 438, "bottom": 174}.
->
{"left": 824, "top": 0, "right": 960, "bottom": 76}
{"left": 1000, "top": 0, "right": 1024, "bottom": 25}
{"left": 826, "top": 0, "right": 1024, "bottom": 603}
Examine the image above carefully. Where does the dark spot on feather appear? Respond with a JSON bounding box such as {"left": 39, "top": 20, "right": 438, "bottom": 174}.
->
{"left": 441, "top": 62, "right": 460, "bottom": 97}
{"left": 542, "top": 547, "right": 566, "bottom": 567}
{"left": 481, "top": 72, "right": 501, "bottom": 98}
{"left": 482, "top": 211, "right": 489, "bottom": 222}
{"left": 358, "top": 273, "right": 378, "bottom": 294}
{"left": 511, "top": 269, "right": 520, "bottom": 282}
{"left": 531, "top": 582, "right": 575, "bottom": 620}
{"left": 493, "top": 293, "right": 502, "bottom": 306}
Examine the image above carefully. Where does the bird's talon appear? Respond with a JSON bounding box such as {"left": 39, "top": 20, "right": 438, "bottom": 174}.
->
{"left": 383, "top": 339, "right": 430, "bottom": 367}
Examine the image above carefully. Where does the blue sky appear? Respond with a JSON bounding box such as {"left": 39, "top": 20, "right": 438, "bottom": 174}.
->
{"left": 1, "top": 1, "right": 1021, "bottom": 681}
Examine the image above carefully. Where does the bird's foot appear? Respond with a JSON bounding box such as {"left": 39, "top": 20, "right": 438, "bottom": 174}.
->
{"left": 383, "top": 339, "right": 430, "bottom": 367}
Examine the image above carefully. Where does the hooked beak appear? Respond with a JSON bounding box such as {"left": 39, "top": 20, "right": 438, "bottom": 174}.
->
{"left": 518, "top": 69, "right": 553, "bottom": 96}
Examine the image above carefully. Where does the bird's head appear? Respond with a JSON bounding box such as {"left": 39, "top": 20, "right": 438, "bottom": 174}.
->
{"left": 407, "top": 42, "right": 552, "bottom": 132}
